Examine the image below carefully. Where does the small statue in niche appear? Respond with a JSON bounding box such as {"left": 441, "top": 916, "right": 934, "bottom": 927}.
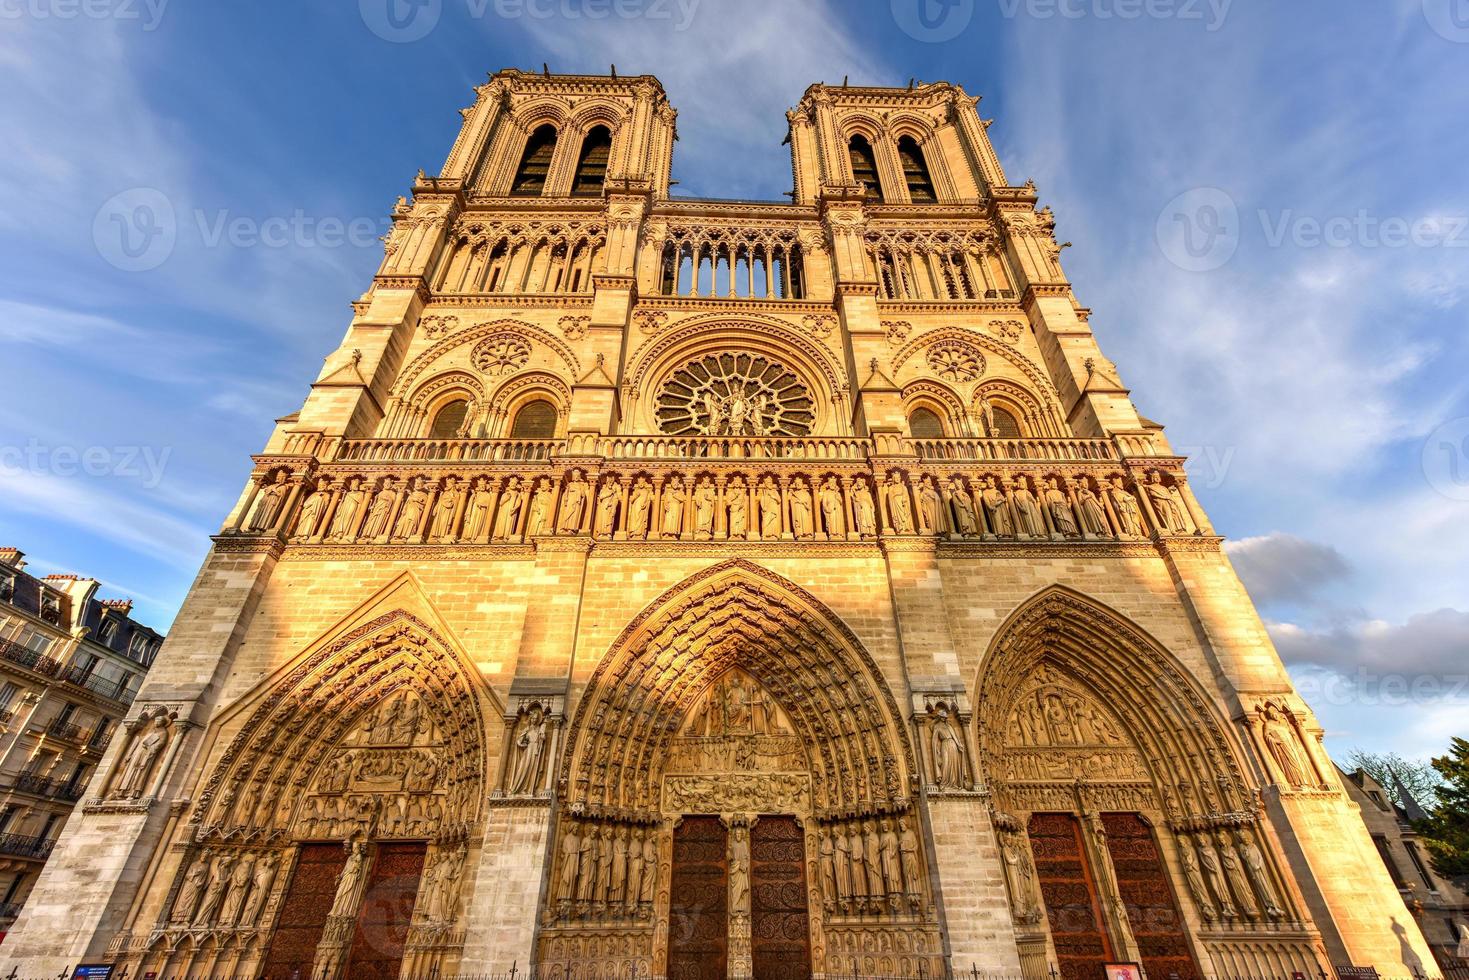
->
{"left": 244, "top": 471, "right": 290, "bottom": 532}
{"left": 725, "top": 476, "right": 749, "bottom": 538}
{"left": 627, "top": 476, "right": 653, "bottom": 539}
{"left": 509, "top": 704, "right": 547, "bottom": 796}
{"left": 851, "top": 477, "right": 877, "bottom": 537}
{"left": 594, "top": 479, "right": 621, "bottom": 537}
{"left": 929, "top": 704, "right": 966, "bottom": 790}
{"left": 558, "top": 469, "right": 589, "bottom": 533}
{"left": 111, "top": 710, "right": 171, "bottom": 800}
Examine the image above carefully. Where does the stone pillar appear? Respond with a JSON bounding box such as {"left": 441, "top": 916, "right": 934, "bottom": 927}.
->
{"left": 924, "top": 797, "right": 1023, "bottom": 975}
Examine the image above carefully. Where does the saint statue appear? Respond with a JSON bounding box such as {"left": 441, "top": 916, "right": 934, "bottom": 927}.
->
{"left": 244, "top": 471, "right": 290, "bottom": 533}
{"left": 329, "top": 841, "right": 371, "bottom": 919}
{"left": 112, "top": 712, "right": 169, "bottom": 800}
{"left": 818, "top": 477, "right": 844, "bottom": 537}
{"left": 558, "top": 470, "right": 589, "bottom": 533}
{"left": 509, "top": 705, "right": 546, "bottom": 795}
{"left": 627, "top": 477, "right": 653, "bottom": 539}
{"left": 293, "top": 482, "right": 331, "bottom": 541}
{"left": 594, "top": 479, "right": 621, "bottom": 537}
{"left": 931, "top": 707, "right": 965, "bottom": 789}
{"left": 757, "top": 477, "right": 781, "bottom": 538}
{"left": 493, "top": 476, "right": 525, "bottom": 540}
{"left": 693, "top": 477, "right": 717, "bottom": 539}
{"left": 462, "top": 477, "right": 494, "bottom": 540}
{"left": 660, "top": 476, "right": 687, "bottom": 537}
{"left": 429, "top": 477, "right": 460, "bottom": 542}
{"left": 725, "top": 476, "right": 748, "bottom": 538}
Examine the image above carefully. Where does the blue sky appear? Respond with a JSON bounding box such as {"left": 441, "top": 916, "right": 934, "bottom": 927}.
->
{"left": 1, "top": 0, "right": 1466, "bottom": 764}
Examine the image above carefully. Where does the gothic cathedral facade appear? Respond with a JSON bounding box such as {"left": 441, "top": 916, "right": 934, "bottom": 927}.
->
{"left": 0, "top": 71, "right": 1439, "bottom": 980}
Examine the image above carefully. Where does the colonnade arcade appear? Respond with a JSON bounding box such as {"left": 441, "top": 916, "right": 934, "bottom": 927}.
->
{"left": 977, "top": 589, "right": 1326, "bottom": 980}
{"left": 543, "top": 561, "right": 942, "bottom": 980}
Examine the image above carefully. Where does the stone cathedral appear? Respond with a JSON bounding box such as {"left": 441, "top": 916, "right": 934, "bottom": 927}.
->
{"left": 1, "top": 71, "right": 1439, "bottom": 980}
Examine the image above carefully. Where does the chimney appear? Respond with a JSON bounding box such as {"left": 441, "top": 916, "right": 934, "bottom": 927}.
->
{"left": 0, "top": 548, "right": 24, "bottom": 571}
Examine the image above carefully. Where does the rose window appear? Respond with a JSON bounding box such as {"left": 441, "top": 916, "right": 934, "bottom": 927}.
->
{"left": 926, "top": 341, "right": 984, "bottom": 383}
{"left": 655, "top": 352, "right": 815, "bottom": 436}
{"left": 472, "top": 336, "right": 530, "bottom": 375}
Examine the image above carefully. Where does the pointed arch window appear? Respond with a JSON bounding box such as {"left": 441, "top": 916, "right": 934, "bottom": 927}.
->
{"left": 571, "top": 125, "right": 613, "bottom": 197}
{"left": 848, "top": 134, "right": 882, "bottom": 201}
{"left": 908, "top": 406, "right": 944, "bottom": 439}
{"left": 429, "top": 399, "right": 470, "bottom": 438}
{"left": 896, "top": 135, "right": 936, "bottom": 203}
{"left": 510, "top": 124, "right": 558, "bottom": 197}
{"left": 509, "top": 399, "right": 557, "bottom": 439}
{"left": 991, "top": 405, "right": 1022, "bottom": 439}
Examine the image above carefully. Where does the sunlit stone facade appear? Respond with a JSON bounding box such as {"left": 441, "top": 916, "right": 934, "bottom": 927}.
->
{"left": 0, "top": 70, "right": 1440, "bottom": 979}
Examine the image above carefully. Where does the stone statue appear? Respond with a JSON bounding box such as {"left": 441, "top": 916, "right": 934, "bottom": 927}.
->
{"left": 981, "top": 476, "right": 1013, "bottom": 536}
{"left": 627, "top": 477, "right": 653, "bottom": 539}
{"left": 1001, "top": 834, "right": 1039, "bottom": 921}
{"left": 885, "top": 475, "right": 914, "bottom": 534}
{"left": 852, "top": 478, "right": 877, "bottom": 537}
{"left": 1010, "top": 477, "right": 1044, "bottom": 537}
{"left": 916, "top": 476, "right": 941, "bottom": 534}
{"left": 863, "top": 821, "right": 884, "bottom": 899}
{"left": 1197, "top": 837, "right": 1235, "bottom": 917}
{"left": 492, "top": 477, "right": 524, "bottom": 540}
{"left": 429, "top": 477, "right": 460, "bottom": 541}
{"left": 693, "top": 477, "right": 717, "bottom": 539}
{"left": 293, "top": 482, "right": 331, "bottom": 540}
{"left": 1236, "top": 831, "right": 1284, "bottom": 917}
{"left": 610, "top": 827, "right": 630, "bottom": 907}
{"left": 220, "top": 852, "right": 255, "bottom": 925}
{"left": 947, "top": 478, "right": 978, "bottom": 537}
{"left": 1075, "top": 482, "right": 1111, "bottom": 537}
{"left": 725, "top": 476, "right": 748, "bottom": 538}
{"left": 1108, "top": 476, "right": 1143, "bottom": 536}
{"left": 847, "top": 825, "right": 867, "bottom": 900}
{"left": 329, "top": 840, "right": 371, "bottom": 918}
{"left": 1262, "top": 704, "right": 1310, "bottom": 788}
{"left": 112, "top": 712, "right": 169, "bottom": 800}
{"left": 463, "top": 477, "right": 494, "bottom": 539}
{"left": 559, "top": 824, "right": 581, "bottom": 900}
{"left": 880, "top": 819, "right": 902, "bottom": 894}
{"left": 392, "top": 477, "right": 428, "bottom": 540}
{"left": 594, "top": 480, "right": 621, "bottom": 537}
{"left": 899, "top": 822, "right": 922, "bottom": 896}
{"left": 326, "top": 477, "right": 365, "bottom": 542}
{"left": 558, "top": 470, "right": 589, "bottom": 533}
{"left": 361, "top": 479, "right": 398, "bottom": 540}
{"left": 428, "top": 844, "right": 466, "bottom": 921}
{"left": 244, "top": 471, "right": 290, "bottom": 532}
{"left": 1043, "top": 478, "right": 1078, "bottom": 537}
{"left": 509, "top": 705, "right": 546, "bottom": 795}
{"left": 172, "top": 854, "right": 211, "bottom": 922}
{"left": 819, "top": 831, "right": 838, "bottom": 902}
{"left": 757, "top": 477, "right": 782, "bottom": 538}
{"left": 660, "top": 476, "right": 687, "bottom": 537}
{"left": 1145, "top": 471, "right": 1189, "bottom": 533}
{"left": 1179, "top": 839, "right": 1215, "bottom": 920}
{"left": 931, "top": 707, "right": 965, "bottom": 789}
{"left": 833, "top": 827, "right": 853, "bottom": 900}
{"left": 788, "top": 478, "right": 814, "bottom": 538}
{"left": 730, "top": 825, "right": 750, "bottom": 911}
{"left": 194, "top": 853, "right": 234, "bottom": 925}
{"left": 1218, "top": 832, "right": 1258, "bottom": 918}
{"left": 241, "top": 852, "right": 277, "bottom": 926}
{"left": 595, "top": 827, "right": 614, "bottom": 902}
{"left": 576, "top": 826, "right": 598, "bottom": 902}
{"left": 639, "top": 830, "right": 656, "bottom": 903}
{"left": 818, "top": 477, "right": 844, "bottom": 537}
{"left": 527, "top": 478, "right": 556, "bottom": 537}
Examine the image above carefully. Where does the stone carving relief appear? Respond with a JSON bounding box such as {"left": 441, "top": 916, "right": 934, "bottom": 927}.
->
{"left": 105, "top": 705, "right": 177, "bottom": 802}
{"left": 817, "top": 814, "right": 925, "bottom": 917}
{"left": 882, "top": 319, "right": 912, "bottom": 344}
{"left": 926, "top": 340, "right": 984, "bottom": 383}
{"left": 989, "top": 319, "right": 1024, "bottom": 343}
{"left": 801, "top": 313, "right": 836, "bottom": 339}
{"left": 421, "top": 314, "right": 460, "bottom": 339}
{"left": 633, "top": 309, "right": 668, "bottom": 334}
{"left": 558, "top": 314, "right": 590, "bottom": 340}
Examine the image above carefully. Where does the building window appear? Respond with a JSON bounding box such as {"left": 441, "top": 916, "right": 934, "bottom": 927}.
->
{"left": 908, "top": 407, "right": 944, "bottom": 439}
{"left": 38, "top": 814, "right": 60, "bottom": 841}
{"left": 570, "top": 125, "right": 612, "bottom": 197}
{"left": 990, "top": 406, "right": 1023, "bottom": 439}
{"left": 848, "top": 134, "right": 881, "bottom": 201}
{"left": 1404, "top": 841, "right": 1437, "bottom": 891}
{"left": 0, "top": 576, "right": 13, "bottom": 602}
{"left": 896, "top": 135, "right": 936, "bottom": 203}
{"left": 1372, "top": 834, "right": 1407, "bottom": 887}
{"left": 0, "top": 682, "right": 17, "bottom": 711}
{"left": 97, "top": 618, "right": 118, "bottom": 646}
{"left": 509, "top": 400, "right": 558, "bottom": 439}
{"left": 1, "top": 872, "right": 25, "bottom": 905}
{"left": 428, "top": 399, "right": 471, "bottom": 439}
{"left": 21, "top": 630, "right": 53, "bottom": 656}
{"left": 0, "top": 806, "right": 17, "bottom": 834}
{"left": 510, "top": 124, "right": 557, "bottom": 197}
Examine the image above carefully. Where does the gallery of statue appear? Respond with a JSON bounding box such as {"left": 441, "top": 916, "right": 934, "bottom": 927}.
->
{"left": 1, "top": 71, "right": 1440, "bottom": 980}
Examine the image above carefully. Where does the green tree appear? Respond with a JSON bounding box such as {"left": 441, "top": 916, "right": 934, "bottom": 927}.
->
{"left": 1345, "top": 748, "right": 1442, "bottom": 809}
{"left": 1415, "top": 736, "right": 1469, "bottom": 881}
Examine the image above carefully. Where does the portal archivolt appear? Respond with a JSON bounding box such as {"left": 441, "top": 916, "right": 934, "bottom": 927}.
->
{"left": 977, "top": 588, "right": 1323, "bottom": 980}
{"left": 121, "top": 609, "right": 496, "bottom": 980}
{"left": 543, "top": 559, "right": 941, "bottom": 979}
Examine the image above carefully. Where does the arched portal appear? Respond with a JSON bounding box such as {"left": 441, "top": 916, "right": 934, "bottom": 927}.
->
{"left": 976, "top": 588, "right": 1323, "bottom": 980}
{"left": 131, "top": 610, "right": 496, "bottom": 980}
{"left": 541, "top": 559, "right": 942, "bottom": 979}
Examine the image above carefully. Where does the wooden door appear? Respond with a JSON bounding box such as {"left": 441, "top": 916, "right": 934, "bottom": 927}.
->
{"left": 750, "top": 816, "right": 812, "bottom": 980}
{"left": 341, "top": 841, "right": 427, "bottom": 979}
{"left": 1101, "top": 813, "right": 1200, "bottom": 980}
{"left": 1028, "top": 813, "right": 1113, "bottom": 980}
{"left": 667, "top": 816, "right": 728, "bottom": 980}
{"left": 259, "top": 843, "right": 348, "bottom": 979}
